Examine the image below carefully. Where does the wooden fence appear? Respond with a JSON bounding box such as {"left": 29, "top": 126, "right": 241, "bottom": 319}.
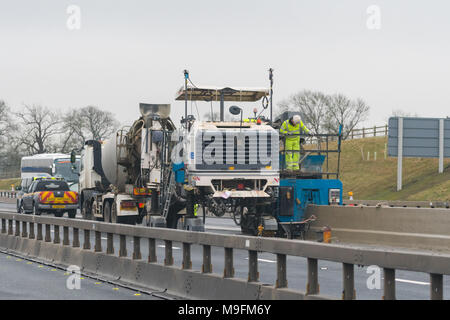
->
{"left": 347, "top": 125, "right": 388, "bottom": 140}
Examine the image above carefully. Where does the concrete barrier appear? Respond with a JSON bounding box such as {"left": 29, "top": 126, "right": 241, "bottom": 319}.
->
{"left": 343, "top": 199, "right": 450, "bottom": 208}
{"left": 305, "top": 205, "right": 450, "bottom": 252}
{"left": 2, "top": 211, "right": 450, "bottom": 300}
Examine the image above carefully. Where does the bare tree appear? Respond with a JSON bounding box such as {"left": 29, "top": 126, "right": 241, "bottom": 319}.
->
{"left": 15, "top": 105, "right": 61, "bottom": 154}
{"left": 0, "top": 100, "right": 22, "bottom": 177}
{"left": 61, "top": 106, "right": 119, "bottom": 151}
{"left": 277, "top": 90, "right": 329, "bottom": 134}
{"left": 324, "top": 95, "right": 370, "bottom": 139}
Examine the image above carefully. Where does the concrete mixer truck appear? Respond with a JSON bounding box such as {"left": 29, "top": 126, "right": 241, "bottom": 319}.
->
{"left": 76, "top": 104, "right": 177, "bottom": 224}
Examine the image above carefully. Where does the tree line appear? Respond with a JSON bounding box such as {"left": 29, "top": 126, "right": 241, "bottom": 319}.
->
{"left": 0, "top": 100, "right": 120, "bottom": 176}
{"left": 277, "top": 90, "right": 370, "bottom": 140}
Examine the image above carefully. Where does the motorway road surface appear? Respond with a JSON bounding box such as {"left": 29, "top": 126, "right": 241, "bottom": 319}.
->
{"left": 0, "top": 251, "right": 162, "bottom": 300}
{"left": 0, "top": 201, "right": 449, "bottom": 300}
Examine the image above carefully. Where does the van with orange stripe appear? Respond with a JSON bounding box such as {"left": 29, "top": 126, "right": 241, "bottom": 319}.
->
{"left": 18, "top": 179, "right": 78, "bottom": 218}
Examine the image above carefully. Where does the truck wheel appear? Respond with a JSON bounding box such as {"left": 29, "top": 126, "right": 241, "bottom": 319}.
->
{"left": 17, "top": 201, "right": 24, "bottom": 214}
{"left": 104, "top": 201, "right": 112, "bottom": 223}
{"left": 68, "top": 210, "right": 76, "bottom": 219}
{"left": 82, "top": 199, "right": 93, "bottom": 220}
{"left": 32, "top": 203, "right": 41, "bottom": 216}
{"left": 54, "top": 212, "right": 64, "bottom": 218}
{"left": 110, "top": 201, "right": 118, "bottom": 224}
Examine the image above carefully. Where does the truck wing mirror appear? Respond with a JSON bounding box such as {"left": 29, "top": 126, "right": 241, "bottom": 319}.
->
{"left": 70, "top": 150, "right": 76, "bottom": 164}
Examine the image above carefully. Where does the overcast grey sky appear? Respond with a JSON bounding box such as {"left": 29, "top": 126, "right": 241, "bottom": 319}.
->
{"left": 0, "top": 0, "right": 449, "bottom": 127}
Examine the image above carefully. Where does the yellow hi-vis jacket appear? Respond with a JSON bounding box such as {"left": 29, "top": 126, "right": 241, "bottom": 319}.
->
{"left": 280, "top": 119, "right": 310, "bottom": 136}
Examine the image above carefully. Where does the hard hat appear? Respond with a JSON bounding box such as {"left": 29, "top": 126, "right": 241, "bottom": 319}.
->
{"left": 292, "top": 115, "right": 301, "bottom": 124}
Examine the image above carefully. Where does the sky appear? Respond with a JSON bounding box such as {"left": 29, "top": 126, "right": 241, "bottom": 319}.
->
{"left": 0, "top": 0, "right": 449, "bottom": 128}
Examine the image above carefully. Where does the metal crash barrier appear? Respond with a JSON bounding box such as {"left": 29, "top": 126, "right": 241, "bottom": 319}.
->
{"left": 0, "top": 191, "right": 17, "bottom": 198}
{"left": 0, "top": 211, "right": 449, "bottom": 300}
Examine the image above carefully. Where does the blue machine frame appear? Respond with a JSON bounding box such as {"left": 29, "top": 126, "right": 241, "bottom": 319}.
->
{"left": 277, "top": 179, "right": 343, "bottom": 224}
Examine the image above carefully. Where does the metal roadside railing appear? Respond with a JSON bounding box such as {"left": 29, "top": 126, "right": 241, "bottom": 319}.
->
{"left": 0, "top": 191, "right": 18, "bottom": 198}
{"left": 343, "top": 199, "right": 450, "bottom": 209}
{"left": 0, "top": 211, "right": 449, "bottom": 300}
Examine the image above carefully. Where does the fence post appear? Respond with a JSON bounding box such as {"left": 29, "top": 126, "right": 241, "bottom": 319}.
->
{"left": 36, "top": 223, "right": 43, "bottom": 241}
{"left": 148, "top": 238, "right": 157, "bottom": 263}
{"left": 119, "top": 235, "right": 127, "bottom": 257}
{"left": 15, "top": 220, "right": 20, "bottom": 236}
{"left": 8, "top": 219, "right": 13, "bottom": 235}
{"left": 53, "top": 225, "right": 60, "bottom": 244}
{"left": 63, "top": 226, "right": 69, "bottom": 245}
{"left": 430, "top": 274, "right": 443, "bottom": 300}
{"left": 276, "top": 254, "right": 288, "bottom": 288}
{"left": 106, "top": 233, "right": 114, "bottom": 254}
{"left": 342, "top": 263, "right": 355, "bottom": 300}
{"left": 164, "top": 240, "right": 173, "bottom": 266}
{"left": 1, "top": 218, "right": 6, "bottom": 234}
{"left": 248, "top": 250, "right": 259, "bottom": 282}
{"left": 224, "top": 248, "right": 234, "bottom": 278}
{"left": 182, "top": 242, "right": 192, "bottom": 269}
{"left": 374, "top": 126, "right": 376, "bottom": 137}
{"left": 29, "top": 222, "right": 35, "bottom": 239}
{"left": 21, "top": 221, "right": 27, "bottom": 238}
{"left": 83, "top": 229, "right": 91, "bottom": 249}
{"left": 202, "top": 245, "right": 212, "bottom": 273}
{"left": 45, "top": 224, "right": 52, "bottom": 242}
{"left": 362, "top": 127, "right": 365, "bottom": 138}
{"left": 94, "top": 231, "right": 102, "bottom": 252}
{"left": 133, "top": 236, "right": 142, "bottom": 260}
{"left": 72, "top": 228, "right": 80, "bottom": 247}
{"left": 383, "top": 268, "right": 396, "bottom": 300}
{"left": 306, "top": 258, "right": 319, "bottom": 295}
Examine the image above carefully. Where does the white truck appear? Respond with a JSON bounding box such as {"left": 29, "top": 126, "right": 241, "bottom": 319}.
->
{"left": 172, "top": 80, "right": 280, "bottom": 235}
{"left": 77, "top": 104, "right": 176, "bottom": 224}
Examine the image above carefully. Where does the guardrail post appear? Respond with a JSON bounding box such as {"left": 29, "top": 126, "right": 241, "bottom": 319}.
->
{"left": 29, "top": 222, "right": 35, "bottom": 239}
{"left": 148, "top": 238, "right": 156, "bottom": 263}
{"left": 15, "top": 220, "right": 20, "bottom": 236}
{"left": 202, "top": 245, "right": 212, "bottom": 273}
{"left": 133, "top": 236, "right": 142, "bottom": 260}
{"left": 106, "top": 233, "right": 114, "bottom": 254}
{"left": 94, "top": 231, "right": 102, "bottom": 252}
{"left": 45, "top": 224, "right": 52, "bottom": 242}
{"left": 1, "top": 219, "right": 6, "bottom": 234}
{"left": 248, "top": 250, "right": 259, "bottom": 282}
{"left": 119, "top": 235, "right": 127, "bottom": 257}
{"left": 342, "top": 263, "right": 355, "bottom": 300}
{"left": 430, "top": 273, "right": 443, "bottom": 300}
{"left": 306, "top": 258, "right": 319, "bottom": 295}
{"left": 21, "top": 221, "right": 27, "bottom": 238}
{"left": 72, "top": 228, "right": 80, "bottom": 248}
{"left": 8, "top": 219, "right": 13, "bottom": 235}
{"left": 182, "top": 242, "right": 192, "bottom": 269}
{"left": 383, "top": 268, "right": 396, "bottom": 300}
{"left": 164, "top": 240, "right": 173, "bottom": 266}
{"left": 36, "top": 223, "right": 43, "bottom": 241}
{"left": 276, "top": 254, "right": 288, "bottom": 288}
{"left": 53, "top": 225, "right": 60, "bottom": 244}
{"left": 224, "top": 248, "right": 234, "bottom": 278}
{"left": 83, "top": 230, "right": 91, "bottom": 250}
{"left": 63, "top": 226, "right": 69, "bottom": 245}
